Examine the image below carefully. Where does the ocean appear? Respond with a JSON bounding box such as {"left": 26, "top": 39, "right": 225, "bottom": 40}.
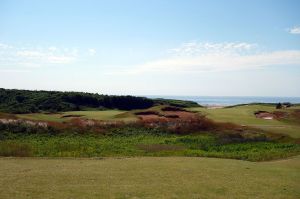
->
{"left": 145, "top": 96, "right": 300, "bottom": 106}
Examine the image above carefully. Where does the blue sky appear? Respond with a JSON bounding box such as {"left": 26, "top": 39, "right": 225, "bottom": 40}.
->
{"left": 0, "top": 0, "right": 300, "bottom": 96}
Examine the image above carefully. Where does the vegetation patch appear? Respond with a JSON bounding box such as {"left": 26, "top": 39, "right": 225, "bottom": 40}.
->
{"left": 153, "top": 98, "right": 201, "bottom": 108}
{"left": 188, "top": 104, "right": 300, "bottom": 138}
{"left": 137, "top": 144, "right": 185, "bottom": 153}
{"left": 0, "top": 126, "right": 299, "bottom": 161}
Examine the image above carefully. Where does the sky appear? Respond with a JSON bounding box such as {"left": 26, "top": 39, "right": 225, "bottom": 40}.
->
{"left": 0, "top": 0, "right": 300, "bottom": 97}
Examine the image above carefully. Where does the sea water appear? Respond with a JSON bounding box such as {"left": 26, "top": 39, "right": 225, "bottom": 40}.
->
{"left": 145, "top": 96, "right": 300, "bottom": 106}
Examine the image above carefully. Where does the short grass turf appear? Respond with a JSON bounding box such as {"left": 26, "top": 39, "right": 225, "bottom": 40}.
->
{"left": 188, "top": 105, "right": 300, "bottom": 138}
{"left": 16, "top": 110, "right": 137, "bottom": 122}
{"left": 0, "top": 156, "right": 299, "bottom": 199}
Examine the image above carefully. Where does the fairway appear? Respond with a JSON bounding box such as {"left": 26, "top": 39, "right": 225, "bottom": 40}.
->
{"left": 189, "top": 105, "right": 300, "bottom": 138}
{"left": 0, "top": 156, "right": 299, "bottom": 199}
{"left": 16, "top": 110, "right": 137, "bottom": 122}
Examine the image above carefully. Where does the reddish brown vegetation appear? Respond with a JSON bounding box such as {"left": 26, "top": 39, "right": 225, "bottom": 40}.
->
{"left": 0, "top": 105, "right": 270, "bottom": 138}
{"left": 291, "top": 109, "right": 300, "bottom": 121}
{"left": 136, "top": 109, "right": 241, "bottom": 134}
{"left": 273, "top": 111, "right": 288, "bottom": 119}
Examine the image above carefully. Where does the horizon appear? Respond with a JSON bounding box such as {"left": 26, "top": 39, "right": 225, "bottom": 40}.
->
{"left": 2, "top": 87, "right": 300, "bottom": 99}
{"left": 1, "top": 0, "right": 300, "bottom": 97}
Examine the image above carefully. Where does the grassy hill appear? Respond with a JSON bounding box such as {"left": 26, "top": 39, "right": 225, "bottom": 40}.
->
{"left": 188, "top": 104, "right": 300, "bottom": 138}
{"left": 16, "top": 110, "right": 137, "bottom": 122}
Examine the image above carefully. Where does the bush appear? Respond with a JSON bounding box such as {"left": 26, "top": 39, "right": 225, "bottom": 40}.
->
{"left": 276, "top": 103, "right": 282, "bottom": 109}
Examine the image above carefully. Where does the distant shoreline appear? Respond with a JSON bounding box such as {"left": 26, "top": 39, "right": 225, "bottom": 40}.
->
{"left": 145, "top": 95, "right": 300, "bottom": 106}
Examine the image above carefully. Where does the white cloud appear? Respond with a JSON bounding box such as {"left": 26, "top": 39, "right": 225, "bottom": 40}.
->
{"left": 48, "top": 46, "right": 57, "bottom": 51}
{"left": 169, "top": 42, "right": 257, "bottom": 56}
{"left": 111, "top": 42, "right": 300, "bottom": 75}
{"left": 0, "top": 43, "right": 13, "bottom": 49}
{"left": 0, "top": 69, "right": 29, "bottom": 73}
{"left": 0, "top": 43, "right": 89, "bottom": 70}
{"left": 16, "top": 50, "right": 76, "bottom": 64}
{"left": 288, "top": 26, "right": 300, "bottom": 34}
{"left": 88, "top": 48, "right": 96, "bottom": 56}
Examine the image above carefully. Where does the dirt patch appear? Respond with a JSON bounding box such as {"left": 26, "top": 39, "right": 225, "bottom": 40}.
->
{"left": 137, "top": 144, "right": 185, "bottom": 152}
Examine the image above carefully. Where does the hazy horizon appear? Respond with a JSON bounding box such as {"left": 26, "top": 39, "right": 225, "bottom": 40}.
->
{"left": 1, "top": 0, "right": 300, "bottom": 97}
{"left": 2, "top": 87, "right": 300, "bottom": 98}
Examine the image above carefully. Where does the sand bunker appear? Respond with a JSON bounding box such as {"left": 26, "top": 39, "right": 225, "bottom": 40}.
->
{"left": 254, "top": 111, "right": 287, "bottom": 120}
{"left": 255, "top": 111, "right": 274, "bottom": 120}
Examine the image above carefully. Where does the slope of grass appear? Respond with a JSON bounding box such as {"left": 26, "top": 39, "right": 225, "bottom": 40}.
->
{"left": 16, "top": 110, "right": 137, "bottom": 122}
{"left": 0, "top": 156, "right": 299, "bottom": 199}
{"left": 188, "top": 105, "right": 300, "bottom": 138}
{"left": 153, "top": 98, "right": 201, "bottom": 107}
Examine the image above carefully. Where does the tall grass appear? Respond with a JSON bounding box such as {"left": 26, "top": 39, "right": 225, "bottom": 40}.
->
{"left": 0, "top": 118, "right": 299, "bottom": 161}
{"left": 0, "top": 131, "right": 299, "bottom": 161}
{"left": 0, "top": 142, "right": 32, "bottom": 157}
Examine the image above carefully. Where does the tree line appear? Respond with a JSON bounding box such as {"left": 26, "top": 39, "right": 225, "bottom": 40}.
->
{"left": 0, "top": 88, "right": 154, "bottom": 113}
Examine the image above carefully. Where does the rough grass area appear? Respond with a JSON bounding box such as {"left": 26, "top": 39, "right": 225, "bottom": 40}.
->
{"left": 1, "top": 131, "right": 299, "bottom": 161}
{"left": 0, "top": 142, "right": 32, "bottom": 157}
{"left": 188, "top": 105, "right": 300, "bottom": 138}
{"left": 0, "top": 156, "right": 299, "bottom": 199}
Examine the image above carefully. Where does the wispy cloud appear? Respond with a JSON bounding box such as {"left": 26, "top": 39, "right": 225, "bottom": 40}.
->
{"left": 0, "top": 69, "right": 29, "bottom": 73}
{"left": 0, "top": 42, "right": 96, "bottom": 70}
{"left": 88, "top": 48, "right": 96, "bottom": 56}
{"left": 16, "top": 50, "right": 76, "bottom": 65}
{"left": 110, "top": 42, "right": 300, "bottom": 75}
{"left": 287, "top": 26, "right": 300, "bottom": 34}
{"left": 168, "top": 42, "right": 257, "bottom": 56}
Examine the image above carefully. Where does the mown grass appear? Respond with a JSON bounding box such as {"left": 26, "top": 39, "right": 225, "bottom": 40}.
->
{"left": 188, "top": 104, "right": 300, "bottom": 138}
{"left": 1, "top": 128, "right": 299, "bottom": 161}
{"left": 1, "top": 156, "right": 299, "bottom": 199}
{"left": 16, "top": 110, "right": 137, "bottom": 122}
